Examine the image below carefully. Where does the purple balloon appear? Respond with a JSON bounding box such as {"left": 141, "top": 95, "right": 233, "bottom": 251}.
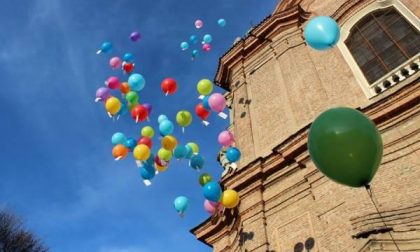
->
{"left": 95, "top": 87, "right": 110, "bottom": 102}
{"left": 143, "top": 103, "right": 152, "bottom": 114}
{"left": 130, "top": 32, "right": 141, "bottom": 42}
{"left": 208, "top": 93, "right": 226, "bottom": 113}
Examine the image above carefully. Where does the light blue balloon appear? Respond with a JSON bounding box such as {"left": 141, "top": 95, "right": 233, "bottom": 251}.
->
{"left": 190, "top": 154, "right": 205, "bottom": 170}
{"left": 128, "top": 73, "right": 145, "bottom": 91}
{"left": 203, "top": 34, "right": 212, "bottom": 43}
{"left": 125, "top": 138, "right": 137, "bottom": 152}
{"left": 185, "top": 145, "right": 193, "bottom": 159}
{"left": 159, "top": 120, "right": 174, "bottom": 136}
{"left": 101, "top": 41, "right": 112, "bottom": 53}
{"left": 123, "top": 53, "right": 134, "bottom": 62}
{"left": 203, "top": 181, "right": 222, "bottom": 202}
{"left": 189, "top": 35, "right": 198, "bottom": 44}
{"left": 173, "top": 145, "right": 187, "bottom": 159}
{"left": 304, "top": 16, "right": 340, "bottom": 51}
{"left": 218, "top": 19, "right": 226, "bottom": 27}
{"left": 112, "top": 132, "right": 127, "bottom": 145}
{"left": 140, "top": 167, "right": 155, "bottom": 180}
{"left": 180, "top": 41, "right": 189, "bottom": 51}
{"left": 202, "top": 95, "right": 211, "bottom": 110}
{"left": 174, "top": 196, "right": 189, "bottom": 214}
{"left": 226, "top": 147, "right": 241, "bottom": 163}
{"left": 158, "top": 114, "right": 168, "bottom": 124}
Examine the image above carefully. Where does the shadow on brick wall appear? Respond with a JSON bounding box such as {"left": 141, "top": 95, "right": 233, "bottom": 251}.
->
{"left": 294, "top": 237, "right": 315, "bottom": 252}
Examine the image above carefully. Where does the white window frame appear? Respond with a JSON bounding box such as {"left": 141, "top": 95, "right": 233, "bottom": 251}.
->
{"left": 337, "top": 0, "right": 420, "bottom": 98}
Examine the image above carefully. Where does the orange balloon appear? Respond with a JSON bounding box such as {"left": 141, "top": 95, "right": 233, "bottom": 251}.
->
{"left": 155, "top": 163, "right": 168, "bottom": 172}
{"left": 112, "top": 144, "right": 128, "bottom": 160}
{"left": 120, "top": 82, "right": 130, "bottom": 94}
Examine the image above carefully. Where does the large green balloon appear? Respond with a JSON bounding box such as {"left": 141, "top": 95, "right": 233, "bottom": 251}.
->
{"left": 308, "top": 107, "right": 383, "bottom": 187}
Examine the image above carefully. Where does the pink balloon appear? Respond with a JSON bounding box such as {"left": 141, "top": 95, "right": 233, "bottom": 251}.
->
{"left": 106, "top": 76, "right": 120, "bottom": 89}
{"left": 218, "top": 130, "right": 234, "bottom": 147}
{"left": 204, "top": 200, "right": 222, "bottom": 214}
{"left": 202, "top": 43, "right": 211, "bottom": 52}
{"left": 208, "top": 93, "right": 226, "bottom": 113}
{"left": 109, "top": 57, "right": 122, "bottom": 69}
{"left": 195, "top": 19, "right": 203, "bottom": 29}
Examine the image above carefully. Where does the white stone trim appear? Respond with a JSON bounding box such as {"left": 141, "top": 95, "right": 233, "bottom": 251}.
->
{"left": 336, "top": 0, "right": 420, "bottom": 99}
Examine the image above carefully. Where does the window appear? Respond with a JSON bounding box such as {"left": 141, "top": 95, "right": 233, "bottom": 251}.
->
{"left": 345, "top": 7, "right": 420, "bottom": 84}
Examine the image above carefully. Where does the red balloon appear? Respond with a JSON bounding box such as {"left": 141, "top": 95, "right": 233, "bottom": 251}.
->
{"left": 154, "top": 155, "right": 167, "bottom": 166}
{"left": 123, "top": 62, "right": 135, "bottom": 73}
{"left": 138, "top": 136, "right": 153, "bottom": 149}
{"left": 131, "top": 104, "right": 148, "bottom": 122}
{"left": 196, "top": 103, "right": 210, "bottom": 120}
{"left": 161, "top": 78, "right": 177, "bottom": 95}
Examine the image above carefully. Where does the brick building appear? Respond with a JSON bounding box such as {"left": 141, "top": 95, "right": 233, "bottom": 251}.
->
{"left": 191, "top": 0, "right": 420, "bottom": 251}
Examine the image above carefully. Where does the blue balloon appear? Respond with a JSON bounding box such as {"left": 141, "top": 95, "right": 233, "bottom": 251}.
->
{"left": 202, "top": 95, "right": 211, "bottom": 110}
{"left": 140, "top": 167, "right": 155, "bottom": 180}
{"left": 218, "top": 19, "right": 226, "bottom": 27}
{"left": 159, "top": 120, "right": 174, "bottom": 136}
{"left": 192, "top": 49, "right": 199, "bottom": 58}
{"left": 118, "top": 102, "right": 128, "bottom": 116}
{"left": 174, "top": 196, "right": 189, "bottom": 214}
{"left": 146, "top": 153, "right": 155, "bottom": 166}
{"left": 190, "top": 154, "right": 205, "bottom": 170}
{"left": 100, "top": 41, "right": 112, "bottom": 53}
{"left": 142, "top": 163, "right": 155, "bottom": 174}
{"left": 189, "top": 35, "right": 198, "bottom": 44}
{"left": 304, "top": 16, "right": 340, "bottom": 51}
{"left": 112, "top": 132, "right": 126, "bottom": 145}
{"left": 203, "top": 181, "right": 222, "bottom": 202}
{"left": 203, "top": 34, "right": 212, "bottom": 43}
{"left": 180, "top": 41, "right": 189, "bottom": 51}
{"left": 123, "top": 53, "right": 134, "bottom": 62}
{"left": 226, "top": 147, "right": 241, "bottom": 163}
{"left": 125, "top": 138, "right": 137, "bottom": 152}
{"left": 185, "top": 145, "right": 193, "bottom": 159}
{"left": 173, "top": 145, "right": 187, "bottom": 159}
{"left": 158, "top": 114, "right": 168, "bottom": 124}
{"left": 128, "top": 73, "right": 145, "bottom": 91}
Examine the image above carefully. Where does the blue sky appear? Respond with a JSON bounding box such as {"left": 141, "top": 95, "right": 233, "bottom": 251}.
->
{"left": 0, "top": 0, "right": 278, "bottom": 251}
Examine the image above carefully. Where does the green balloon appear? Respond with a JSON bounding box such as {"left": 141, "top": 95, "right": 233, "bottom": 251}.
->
{"left": 199, "top": 173, "right": 212, "bottom": 186}
{"left": 176, "top": 110, "right": 192, "bottom": 127}
{"left": 197, "top": 79, "right": 213, "bottom": 96}
{"left": 126, "top": 91, "right": 138, "bottom": 104}
{"left": 308, "top": 107, "right": 383, "bottom": 187}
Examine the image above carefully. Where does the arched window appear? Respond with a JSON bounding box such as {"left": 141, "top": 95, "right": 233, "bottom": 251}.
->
{"left": 345, "top": 7, "right": 420, "bottom": 84}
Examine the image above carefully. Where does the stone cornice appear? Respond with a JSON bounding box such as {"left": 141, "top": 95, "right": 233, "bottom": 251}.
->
{"left": 214, "top": 5, "right": 310, "bottom": 91}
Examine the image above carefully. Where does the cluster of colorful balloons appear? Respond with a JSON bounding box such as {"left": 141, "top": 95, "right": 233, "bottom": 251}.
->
{"left": 179, "top": 18, "right": 227, "bottom": 60}
{"left": 196, "top": 79, "right": 228, "bottom": 120}
{"left": 218, "top": 130, "right": 241, "bottom": 168}
{"left": 95, "top": 39, "right": 153, "bottom": 122}
{"left": 95, "top": 31, "right": 240, "bottom": 219}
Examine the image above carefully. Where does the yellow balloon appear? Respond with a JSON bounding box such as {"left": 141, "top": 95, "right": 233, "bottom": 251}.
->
{"left": 162, "top": 135, "right": 177, "bottom": 151}
{"left": 133, "top": 144, "right": 150, "bottom": 161}
{"left": 158, "top": 148, "right": 172, "bottom": 161}
{"left": 221, "top": 189, "right": 240, "bottom": 209}
{"left": 105, "top": 97, "right": 122, "bottom": 115}
{"left": 155, "top": 164, "right": 168, "bottom": 172}
{"left": 141, "top": 126, "right": 154, "bottom": 138}
{"left": 187, "top": 142, "right": 199, "bottom": 154}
